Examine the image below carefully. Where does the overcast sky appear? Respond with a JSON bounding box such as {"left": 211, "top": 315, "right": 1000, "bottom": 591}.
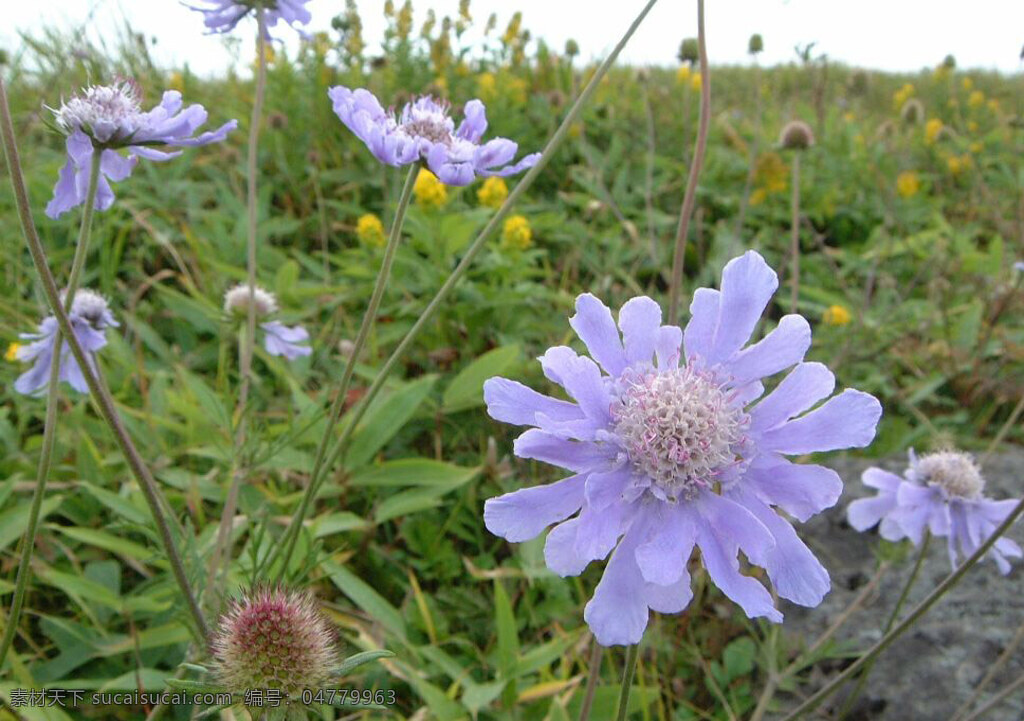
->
{"left": 2, "top": 1, "right": 1023, "bottom": 77}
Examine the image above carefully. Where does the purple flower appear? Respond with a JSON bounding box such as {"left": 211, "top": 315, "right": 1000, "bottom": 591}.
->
{"left": 328, "top": 88, "right": 540, "bottom": 186}
{"left": 14, "top": 289, "right": 118, "bottom": 396}
{"left": 482, "top": 251, "right": 882, "bottom": 646}
{"left": 184, "top": 0, "right": 312, "bottom": 37}
{"left": 848, "top": 449, "right": 1022, "bottom": 575}
{"left": 46, "top": 81, "right": 237, "bottom": 219}
{"left": 223, "top": 284, "right": 311, "bottom": 361}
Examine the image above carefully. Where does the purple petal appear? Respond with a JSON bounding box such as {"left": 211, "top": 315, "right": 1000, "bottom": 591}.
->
{"left": 544, "top": 502, "right": 626, "bottom": 576}
{"left": 618, "top": 296, "right": 662, "bottom": 367}
{"left": 584, "top": 464, "right": 633, "bottom": 511}
{"left": 513, "top": 429, "right": 615, "bottom": 472}
{"left": 99, "top": 149, "right": 136, "bottom": 182}
{"left": 46, "top": 155, "right": 79, "bottom": 219}
{"left": 749, "top": 362, "right": 835, "bottom": 433}
{"left": 847, "top": 494, "right": 898, "bottom": 533}
{"left": 480, "top": 152, "right": 541, "bottom": 178}
{"left": 261, "top": 321, "right": 312, "bottom": 360}
{"left": 634, "top": 503, "right": 698, "bottom": 586}
{"left": 744, "top": 455, "right": 843, "bottom": 522}
{"left": 537, "top": 347, "right": 612, "bottom": 423}
{"left": 683, "top": 288, "right": 720, "bottom": 363}
{"left": 583, "top": 523, "right": 650, "bottom": 646}
{"left": 569, "top": 294, "right": 626, "bottom": 376}
{"left": 655, "top": 325, "right": 683, "bottom": 369}
{"left": 483, "top": 377, "right": 584, "bottom": 427}
{"left": 725, "top": 315, "right": 810, "bottom": 385}
{"left": 862, "top": 467, "right": 903, "bottom": 492}
{"left": 457, "top": 99, "right": 488, "bottom": 142}
{"left": 473, "top": 137, "right": 518, "bottom": 170}
{"left": 484, "top": 474, "right": 586, "bottom": 542}
{"left": 708, "top": 251, "right": 779, "bottom": 365}
{"left": 759, "top": 390, "right": 882, "bottom": 454}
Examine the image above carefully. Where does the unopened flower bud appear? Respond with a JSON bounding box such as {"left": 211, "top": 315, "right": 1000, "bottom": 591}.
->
{"left": 778, "top": 120, "right": 815, "bottom": 150}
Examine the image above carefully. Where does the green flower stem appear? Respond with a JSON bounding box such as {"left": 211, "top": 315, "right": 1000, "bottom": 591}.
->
{"left": 208, "top": 8, "right": 269, "bottom": 604}
{"left": 270, "top": 165, "right": 417, "bottom": 581}
{"left": 0, "top": 151, "right": 101, "bottom": 668}
{"left": 667, "top": 0, "right": 710, "bottom": 323}
{"left": 781, "top": 499, "right": 1024, "bottom": 720}
{"left": 959, "top": 673, "right": 1024, "bottom": 721}
{"left": 577, "top": 638, "right": 604, "bottom": 721}
{"left": 615, "top": 644, "right": 640, "bottom": 721}
{"left": 271, "top": 0, "right": 660, "bottom": 576}
{"left": 0, "top": 77, "right": 209, "bottom": 645}
{"left": 789, "top": 152, "right": 801, "bottom": 314}
{"left": 838, "top": 532, "right": 931, "bottom": 720}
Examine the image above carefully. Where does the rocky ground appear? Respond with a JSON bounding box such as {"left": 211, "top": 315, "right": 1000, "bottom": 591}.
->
{"left": 775, "top": 448, "right": 1023, "bottom": 721}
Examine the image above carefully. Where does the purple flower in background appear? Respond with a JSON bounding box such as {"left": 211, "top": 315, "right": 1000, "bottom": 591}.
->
{"left": 848, "top": 449, "right": 1022, "bottom": 574}
{"left": 46, "top": 81, "right": 237, "bottom": 219}
{"left": 14, "top": 289, "right": 119, "bottom": 396}
{"left": 483, "top": 251, "right": 882, "bottom": 646}
{"left": 328, "top": 88, "right": 540, "bottom": 186}
{"left": 184, "top": 0, "right": 313, "bottom": 37}
{"left": 223, "top": 284, "right": 311, "bottom": 360}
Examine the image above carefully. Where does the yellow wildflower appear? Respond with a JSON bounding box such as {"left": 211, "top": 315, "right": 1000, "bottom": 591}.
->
{"left": 754, "top": 152, "right": 789, "bottom": 195}
{"left": 987, "top": 98, "right": 1000, "bottom": 113}
{"left": 5, "top": 342, "right": 20, "bottom": 362}
{"left": 967, "top": 120, "right": 979, "bottom": 133}
{"left": 749, "top": 188, "right": 767, "bottom": 207}
{"left": 892, "top": 83, "right": 914, "bottom": 109}
{"left": 690, "top": 72, "right": 702, "bottom": 92}
{"left": 568, "top": 122, "right": 583, "bottom": 139}
{"left": 896, "top": 170, "right": 920, "bottom": 198}
{"left": 968, "top": 90, "right": 985, "bottom": 108}
{"left": 947, "top": 154, "right": 972, "bottom": 176}
{"left": 961, "top": 77, "right": 974, "bottom": 91}
{"left": 414, "top": 169, "right": 448, "bottom": 209}
{"left": 969, "top": 141, "right": 983, "bottom": 154}
{"left": 676, "top": 65, "right": 692, "bottom": 84}
{"left": 822, "top": 305, "right": 852, "bottom": 327}
{"left": 501, "top": 215, "right": 532, "bottom": 251}
{"left": 477, "top": 177, "right": 508, "bottom": 209}
{"left": 924, "top": 118, "right": 943, "bottom": 144}
{"left": 477, "top": 72, "right": 497, "bottom": 101}
{"left": 169, "top": 71, "right": 184, "bottom": 92}
{"left": 356, "top": 214, "right": 386, "bottom": 247}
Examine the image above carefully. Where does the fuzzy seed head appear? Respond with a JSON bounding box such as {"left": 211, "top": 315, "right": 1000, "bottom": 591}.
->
{"left": 613, "top": 367, "right": 749, "bottom": 501}
{"left": 68, "top": 289, "right": 114, "bottom": 329}
{"left": 397, "top": 97, "right": 454, "bottom": 146}
{"left": 748, "top": 33, "right": 764, "bottom": 55}
{"left": 54, "top": 80, "right": 143, "bottom": 138}
{"left": 901, "top": 98, "right": 925, "bottom": 125}
{"left": 212, "top": 588, "right": 338, "bottom": 698}
{"left": 914, "top": 450, "right": 985, "bottom": 499}
{"left": 779, "top": 120, "right": 815, "bottom": 150}
{"left": 224, "top": 284, "right": 278, "bottom": 319}
{"left": 678, "top": 38, "right": 699, "bottom": 65}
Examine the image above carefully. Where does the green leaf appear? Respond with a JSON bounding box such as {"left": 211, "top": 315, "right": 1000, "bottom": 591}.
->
{"left": 349, "top": 458, "right": 480, "bottom": 488}
{"left": 494, "top": 580, "right": 519, "bottom": 679}
{"left": 50, "top": 526, "right": 154, "bottom": 562}
{"left": 723, "top": 637, "right": 756, "bottom": 681}
{"left": 0, "top": 495, "right": 63, "bottom": 552}
{"left": 323, "top": 560, "right": 407, "bottom": 641}
{"left": 442, "top": 345, "right": 520, "bottom": 413}
{"left": 77, "top": 482, "right": 149, "bottom": 525}
{"left": 344, "top": 375, "right": 436, "bottom": 470}
{"left": 311, "top": 511, "right": 371, "bottom": 538}
{"left": 331, "top": 649, "right": 395, "bottom": 678}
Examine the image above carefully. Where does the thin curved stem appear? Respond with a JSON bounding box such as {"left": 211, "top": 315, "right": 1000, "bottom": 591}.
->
{"left": 270, "top": 0, "right": 660, "bottom": 573}
{"left": 270, "top": 165, "right": 417, "bottom": 581}
{"left": 0, "top": 151, "right": 101, "bottom": 668}
{"left": 838, "top": 533, "right": 931, "bottom": 719}
{"left": 207, "top": 11, "right": 269, "bottom": 609}
{"left": 958, "top": 673, "right": 1024, "bottom": 721}
{"left": 0, "top": 78, "right": 209, "bottom": 644}
{"left": 781, "top": 498, "right": 1024, "bottom": 720}
{"left": 789, "top": 153, "right": 801, "bottom": 314}
{"left": 577, "top": 638, "right": 604, "bottom": 721}
{"left": 615, "top": 644, "right": 640, "bottom": 721}
{"left": 950, "top": 619, "right": 1024, "bottom": 721}
{"left": 667, "top": 0, "right": 710, "bottom": 322}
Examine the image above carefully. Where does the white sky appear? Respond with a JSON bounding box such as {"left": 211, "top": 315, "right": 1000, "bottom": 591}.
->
{"left": 2, "top": 1, "right": 1023, "bottom": 77}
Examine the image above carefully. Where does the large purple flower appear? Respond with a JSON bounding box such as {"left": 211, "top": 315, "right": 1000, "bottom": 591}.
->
{"left": 328, "top": 88, "right": 540, "bottom": 186}
{"left": 14, "top": 289, "right": 118, "bottom": 396}
{"left": 848, "top": 449, "right": 1022, "bottom": 575}
{"left": 184, "top": 0, "right": 312, "bottom": 37}
{"left": 483, "top": 251, "right": 882, "bottom": 646}
{"left": 46, "top": 81, "right": 237, "bottom": 219}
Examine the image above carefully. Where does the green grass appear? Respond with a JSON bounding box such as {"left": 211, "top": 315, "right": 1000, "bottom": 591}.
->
{"left": 0, "top": 5, "right": 1021, "bottom": 720}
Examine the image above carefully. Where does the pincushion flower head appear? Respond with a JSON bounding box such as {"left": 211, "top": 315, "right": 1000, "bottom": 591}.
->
{"left": 46, "top": 80, "right": 237, "bottom": 218}
{"left": 212, "top": 587, "right": 338, "bottom": 702}
{"left": 224, "top": 284, "right": 312, "bottom": 360}
{"left": 14, "top": 289, "right": 118, "bottom": 396}
{"left": 185, "top": 0, "right": 313, "bottom": 37}
{"left": 328, "top": 87, "right": 540, "bottom": 186}
{"left": 847, "top": 449, "right": 1022, "bottom": 575}
{"left": 483, "top": 251, "right": 882, "bottom": 646}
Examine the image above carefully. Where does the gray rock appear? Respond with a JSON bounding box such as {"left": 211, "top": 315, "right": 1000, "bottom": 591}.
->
{"left": 776, "top": 449, "right": 1024, "bottom": 721}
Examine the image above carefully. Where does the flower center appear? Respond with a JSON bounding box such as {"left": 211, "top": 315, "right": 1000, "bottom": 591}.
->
{"left": 916, "top": 451, "right": 984, "bottom": 499}
{"left": 69, "top": 289, "right": 111, "bottom": 329}
{"left": 398, "top": 97, "right": 454, "bottom": 145}
{"left": 612, "top": 366, "right": 748, "bottom": 501}
{"left": 54, "top": 81, "right": 143, "bottom": 139}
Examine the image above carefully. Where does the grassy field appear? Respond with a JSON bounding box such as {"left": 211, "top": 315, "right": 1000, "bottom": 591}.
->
{"left": 0, "top": 3, "right": 1022, "bottom": 720}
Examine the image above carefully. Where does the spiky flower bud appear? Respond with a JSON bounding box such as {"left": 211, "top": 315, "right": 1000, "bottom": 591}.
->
{"left": 212, "top": 587, "right": 338, "bottom": 701}
{"left": 778, "top": 120, "right": 815, "bottom": 150}
{"left": 678, "top": 38, "right": 698, "bottom": 65}
{"left": 224, "top": 284, "right": 278, "bottom": 319}
{"left": 942, "top": 54, "right": 956, "bottom": 70}
{"left": 748, "top": 33, "right": 763, "bottom": 55}
{"left": 565, "top": 39, "right": 579, "bottom": 57}
{"left": 900, "top": 98, "right": 925, "bottom": 125}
